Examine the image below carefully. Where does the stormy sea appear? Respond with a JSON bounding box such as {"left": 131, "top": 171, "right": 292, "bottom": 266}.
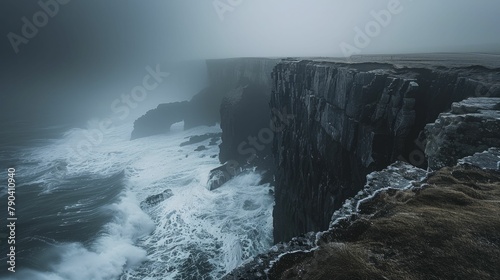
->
{"left": 0, "top": 120, "right": 274, "bottom": 280}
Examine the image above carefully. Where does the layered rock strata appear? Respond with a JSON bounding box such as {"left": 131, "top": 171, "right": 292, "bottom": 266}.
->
{"left": 425, "top": 97, "right": 500, "bottom": 170}
{"left": 271, "top": 60, "right": 500, "bottom": 242}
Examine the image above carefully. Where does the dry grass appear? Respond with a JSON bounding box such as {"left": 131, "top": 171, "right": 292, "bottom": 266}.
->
{"left": 274, "top": 166, "right": 500, "bottom": 280}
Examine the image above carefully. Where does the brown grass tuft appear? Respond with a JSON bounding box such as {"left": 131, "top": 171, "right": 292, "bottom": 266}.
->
{"left": 275, "top": 166, "right": 500, "bottom": 280}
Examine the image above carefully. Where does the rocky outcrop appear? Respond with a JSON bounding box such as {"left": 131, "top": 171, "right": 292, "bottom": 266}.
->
{"left": 459, "top": 147, "right": 500, "bottom": 170}
{"left": 425, "top": 97, "right": 500, "bottom": 170}
{"left": 131, "top": 101, "right": 188, "bottom": 140}
{"left": 218, "top": 84, "right": 272, "bottom": 167}
{"left": 207, "top": 58, "right": 279, "bottom": 165}
{"left": 179, "top": 133, "right": 221, "bottom": 147}
{"left": 130, "top": 58, "right": 279, "bottom": 191}
{"left": 131, "top": 57, "right": 500, "bottom": 249}
{"left": 271, "top": 163, "right": 500, "bottom": 280}
{"left": 183, "top": 86, "right": 225, "bottom": 130}
{"left": 224, "top": 149, "right": 500, "bottom": 279}
{"left": 206, "top": 164, "right": 235, "bottom": 191}
{"left": 224, "top": 161, "right": 427, "bottom": 280}
{"left": 140, "top": 189, "right": 173, "bottom": 208}
{"left": 131, "top": 58, "right": 279, "bottom": 143}
{"left": 205, "top": 59, "right": 279, "bottom": 189}
{"left": 271, "top": 60, "right": 500, "bottom": 242}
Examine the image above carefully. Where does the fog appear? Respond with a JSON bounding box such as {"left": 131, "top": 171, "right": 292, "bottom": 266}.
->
{"left": 1, "top": 0, "right": 499, "bottom": 125}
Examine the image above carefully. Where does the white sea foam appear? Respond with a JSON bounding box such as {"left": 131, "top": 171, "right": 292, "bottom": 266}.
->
{"left": 5, "top": 122, "right": 273, "bottom": 280}
{"left": 2, "top": 189, "right": 153, "bottom": 280}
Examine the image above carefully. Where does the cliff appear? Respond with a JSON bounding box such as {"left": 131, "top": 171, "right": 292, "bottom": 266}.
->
{"left": 225, "top": 147, "right": 500, "bottom": 279}
{"left": 205, "top": 58, "right": 279, "bottom": 189}
{"left": 128, "top": 56, "right": 500, "bottom": 279}
{"left": 209, "top": 58, "right": 279, "bottom": 166}
{"left": 270, "top": 162, "right": 500, "bottom": 280}
{"left": 270, "top": 59, "right": 500, "bottom": 242}
{"left": 206, "top": 58, "right": 278, "bottom": 90}
{"left": 425, "top": 97, "right": 500, "bottom": 170}
{"left": 131, "top": 58, "right": 278, "bottom": 146}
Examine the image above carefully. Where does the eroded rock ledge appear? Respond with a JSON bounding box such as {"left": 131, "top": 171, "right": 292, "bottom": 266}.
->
{"left": 273, "top": 163, "right": 500, "bottom": 280}
{"left": 224, "top": 148, "right": 500, "bottom": 279}
{"left": 425, "top": 97, "right": 500, "bottom": 170}
{"left": 271, "top": 60, "right": 500, "bottom": 242}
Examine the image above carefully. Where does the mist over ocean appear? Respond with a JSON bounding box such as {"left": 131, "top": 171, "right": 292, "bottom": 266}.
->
{"left": 0, "top": 121, "right": 273, "bottom": 280}
{"left": 1, "top": 1, "right": 500, "bottom": 279}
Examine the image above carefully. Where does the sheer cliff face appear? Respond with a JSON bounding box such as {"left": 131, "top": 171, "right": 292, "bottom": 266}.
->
{"left": 206, "top": 58, "right": 278, "bottom": 90}
{"left": 208, "top": 58, "right": 279, "bottom": 166}
{"left": 271, "top": 60, "right": 500, "bottom": 242}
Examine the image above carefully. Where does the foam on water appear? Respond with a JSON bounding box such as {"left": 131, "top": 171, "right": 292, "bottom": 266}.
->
{"left": 126, "top": 172, "right": 273, "bottom": 279}
{"left": 3, "top": 121, "right": 273, "bottom": 280}
{"left": 2, "top": 187, "right": 154, "bottom": 280}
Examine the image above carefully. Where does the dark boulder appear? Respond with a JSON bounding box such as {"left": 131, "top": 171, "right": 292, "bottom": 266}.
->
{"left": 206, "top": 163, "right": 239, "bottom": 191}
{"left": 180, "top": 133, "right": 221, "bottom": 147}
{"left": 140, "top": 189, "right": 174, "bottom": 208}
{"left": 194, "top": 145, "right": 206, "bottom": 151}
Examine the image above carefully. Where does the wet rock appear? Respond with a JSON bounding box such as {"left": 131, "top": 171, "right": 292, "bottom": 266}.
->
{"left": 194, "top": 145, "right": 206, "bottom": 151}
{"left": 218, "top": 84, "right": 272, "bottom": 168}
{"left": 225, "top": 150, "right": 500, "bottom": 279}
{"left": 209, "top": 137, "right": 219, "bottom": 146}
{"left": 140, "top": 189, "right": 173, "bottom": 208}
{"left": 425, "top": 98, "right": 500, "bottom": 170}
{"left": 179, "top": 133, "right": 221, "bottom": 147}
{"left": 183, "top": 86, "right": 225, "bottom": 130}
{"left": 131, "top": 102, "right": 188, "bottom": 140}
{"left": 458, "top": 147, "right": 500, "bottom": 171}
{"left": 271, "top": 60, "right": 500, "bottom": 242}
{"left": 131, "top": 58, "right": 279, "bottom": 140}
{"left": 206, "top": 164, "right": 238, "bottom": 191}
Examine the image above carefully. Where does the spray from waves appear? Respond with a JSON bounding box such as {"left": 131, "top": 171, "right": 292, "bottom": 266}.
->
{"left": 124, "top": 172, "right": 274, "bottom": 280}
{"left": 120, "top": 122, "right": 274, "bottom": 279}
{"left": 5, "top": 190, "right": 154, "bottom": 280}
{"left": 1, "top": 122, "right": 154, "bottom": 280}
{"left": 2, "top": 121, "right": 274, "bottom": 280}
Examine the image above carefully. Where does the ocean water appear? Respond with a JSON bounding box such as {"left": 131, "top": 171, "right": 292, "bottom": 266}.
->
{"left": 0, "top": 121, "right": 274, "bottom": 280}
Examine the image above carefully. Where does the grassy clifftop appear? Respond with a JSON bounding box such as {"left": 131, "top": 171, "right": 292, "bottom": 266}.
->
{"left": 271, "top": 165, "right": 500, "bottom": 279}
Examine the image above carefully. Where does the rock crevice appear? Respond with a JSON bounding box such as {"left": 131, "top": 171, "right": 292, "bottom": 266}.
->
{"left": 271, "top": 60, "right": 500, "bottom": 242}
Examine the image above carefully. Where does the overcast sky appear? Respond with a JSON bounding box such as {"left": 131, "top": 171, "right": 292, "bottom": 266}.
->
{"left": 1, "top": 0, "right": 499, "bottom": 125}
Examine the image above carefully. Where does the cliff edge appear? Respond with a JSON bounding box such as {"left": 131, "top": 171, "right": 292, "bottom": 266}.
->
{"left": 271, "top": 59, "right": 500, "bottom": 242}
{"left": 225, "top": 148, "right": 500, "bottom": 280}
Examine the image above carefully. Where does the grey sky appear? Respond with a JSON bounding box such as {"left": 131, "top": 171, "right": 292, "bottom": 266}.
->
{"left": 1, "top": 0, "right": 499, "bottom": 125}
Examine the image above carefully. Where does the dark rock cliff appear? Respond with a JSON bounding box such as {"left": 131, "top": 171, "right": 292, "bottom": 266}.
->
{"left": 183, "top": 86, "right": 225, "bottom": 130}
{"left": 206, "top": 58, "right": 279, "bottom": 189}
{"left": 131, "top": 101, "right": 189, "bottom": 140}
{"left": 132, "top": 58, "right": 499, "bottom": 242}
{"left": 270, "top": 60, "right": 500, "bottom": 242}
{"left": 206, "top": 58, "right": 277, "bottom": 90}
{"left": 207, "top": 58, "right": 279, "bottom": 166}
{"left": 271, "top": 162, "right": 500, "bottom": 280}
{"left": 218, "top": 84, "right": 272, "bottom": 166}
{"left": 131, "top": 58, "right": 278, "bottom": 145}
{"left": 425, "top": 97, "right": 500, "bottom": 170}
{"left": 224, "top": 149, "right": 500, "bottom": 280}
